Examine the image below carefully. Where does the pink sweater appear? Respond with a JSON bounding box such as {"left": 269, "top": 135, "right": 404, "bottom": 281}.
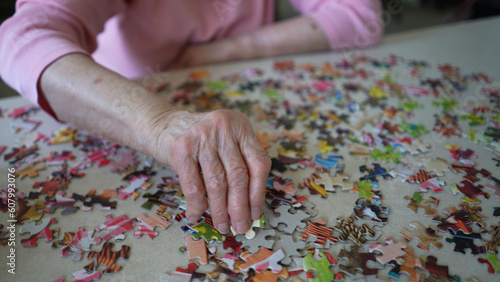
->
{"left": 0, "top": 0, "right": 382, "bottom": 112}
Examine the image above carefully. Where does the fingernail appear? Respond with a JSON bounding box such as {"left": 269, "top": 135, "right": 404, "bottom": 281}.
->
{"left": 217, "top": 223, "right": 229, "bottom": 234}
{"left": 251, "top": 207, "right": 262, "bottom": 220}
{"left": 236, "top": 221, "right": 250, "bottom": 234}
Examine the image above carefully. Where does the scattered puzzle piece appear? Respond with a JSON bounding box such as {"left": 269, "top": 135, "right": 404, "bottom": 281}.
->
{"left": 478, "top": 252, "right": 500, "bottom": 274}
{"left": 335, "top": 215, "right": 376, "bottom": 246}
{"left": 299, "top": 219, "right": 338, "bottom": 248}
{"left": 404, "top": 192, "right": 439, "bottom": 216}
{"left": 267, "top": 205, "right": 309, "bottom": 234}
{"left": 272, "top": 234, "right": 306, "bottom": 265}
{"left": 73, "top": 189, "right": 118, "bottom": 211}
{"left": 482, "top": 225, "right": 500, "bottom": 254}
{"left": 388, "top": 249, "right": 422, "bottom": 281}
{"left": 44, "top": 191, "right": 80, "bottom": 215}
{"left": 240, "top": 247, "right": 285, "bottom": 274}
{"left": 19, "top": 217, "right": 59, "bottom": 247}
{"left": 85, "top": 241, "right": 131, "bottom": 273}
{"left": 52, "top": 226, "right": 102, "bottom": 261}
{"left": 446, "top": 230, "right": 486, "bottom": 254}
{"left": 236, "top": 228, "right": 276, "bottom": 254}
{"left": 303, "top": 249, "right": 336, "bottom": 282}
{"left": 95, "top": 214, "right": 137, "bottom": 241}
{"left": 184, "top": 235, "right": 208, "bottom": 265}
{"left": 400, "top": 222, "right": 442, "bottom": 251}
{"left": 369, "top": 238, "right": 407, "bottom": 264}
{"left": 15, "top": 197, "right": 44, "bottom": 223}
{"left": 338, "top": 244, "right": 379, "bottom": 276}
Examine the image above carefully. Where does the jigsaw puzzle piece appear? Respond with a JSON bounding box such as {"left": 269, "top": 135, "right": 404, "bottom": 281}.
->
{"left": 446, "top": 230, "right": 486, "bottom": 254}
{"left": 387, "top": 249, "right": 422, "bottom": 281}
{"left": 44, "top": 192, "right": 80, "bottom": 215}
{"left": 236, "top": 228, "right": 275, "bottom": 254}
{"left": 369, "top": 238, "right": 407, "bottom": 264}
{"left": 400, "top": 222, "right": 443, "bottom": 251}
{"left": 71, "top": 269, "right": 101, "bottom": 282}
{"left": 184, "top": 235, "right": 208, "bottom": 265}
{"left": 266, "top": 205, "right": 309, "bottom": 234}
{"left": 482, "top": 225, "right": 500, "bottom": 254}
{"left": 72, "top": 189, "right": 118, "bottom": 211}
{"left": 303, "top": 249, "right": 336, "bottom": 282}
{"left": 85, "top": 242, "right": 131, "bottom": 273}
{"left": 335, "top": 215, "right": 376, "bottom": 246}
{"left": 299, "top": 219, "right": 338, "bottom": 248}
{"left": 478, "top": 252, "right": 500, "bottom": 274}
{"left": 19, "top": 217, "right": 59, "bottom": 247}
{"left": 272, "top": 234, "right": 306, "bottom": 265}
{"left": 403, "top": 192, "right": 439, "bottom": 217}
{"left": 15, "top": 198, "right": 44, "bottom": 223}
{"left": 239, "top": 247, "right": 285, "bottom": 274}
{"left": 95, "top": 214, "right": 137, "bottom": 241}
{"left": 338, "top": 244, "right": 379, "bottom": 276}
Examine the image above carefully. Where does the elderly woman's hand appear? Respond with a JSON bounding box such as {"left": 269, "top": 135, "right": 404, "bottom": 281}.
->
{"left": 140, "top": 109, "right": 271, "bottom": 234}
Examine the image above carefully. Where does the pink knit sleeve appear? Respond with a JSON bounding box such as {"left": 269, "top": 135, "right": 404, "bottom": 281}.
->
{"left": 0, "top": 0, "right": 127, "bottom": 115}
{"left": 288, "top": 0, "right": 383, "bottom": 50}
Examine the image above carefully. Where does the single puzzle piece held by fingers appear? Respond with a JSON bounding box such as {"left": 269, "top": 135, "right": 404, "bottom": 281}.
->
{"left": 85, "top": 241, "right": 131, "bottom": 274}
{"left": 400, "top": 222, "right": 443, "bottom": 251}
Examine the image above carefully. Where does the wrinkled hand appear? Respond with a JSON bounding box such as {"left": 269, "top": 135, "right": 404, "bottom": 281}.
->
{"left": 143, "top": 109, "right": 271, "bottom": 234}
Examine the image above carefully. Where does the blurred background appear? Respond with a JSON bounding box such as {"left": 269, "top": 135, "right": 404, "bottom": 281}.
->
{"left": 1, "top": 0, "right": 499, "bottom": 98}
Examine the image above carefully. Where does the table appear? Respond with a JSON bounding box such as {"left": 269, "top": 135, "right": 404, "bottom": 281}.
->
{"left": 1, "top": 16, "right": 499, "bottom": 281}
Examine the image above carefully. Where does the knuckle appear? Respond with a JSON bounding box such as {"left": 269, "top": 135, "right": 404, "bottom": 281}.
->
{"left": 205, "top": 172, "right": 226, "bottom": 192}
{"left": 226, "top": 166, "right": 249, "bottom": 187}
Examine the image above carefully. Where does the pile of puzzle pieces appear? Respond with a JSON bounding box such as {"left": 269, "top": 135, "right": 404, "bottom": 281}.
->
{"left": 1, "top": 53, "right": 499, "bottom": 281}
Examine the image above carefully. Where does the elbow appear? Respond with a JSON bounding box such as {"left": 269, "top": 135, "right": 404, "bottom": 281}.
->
{"left": 352, "top": 7, "right": 385, "bottom": 49}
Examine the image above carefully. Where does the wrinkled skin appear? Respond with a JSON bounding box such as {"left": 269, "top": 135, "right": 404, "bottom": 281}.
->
{"left": 143, "top": 109, "right": 272, "bottom": 234}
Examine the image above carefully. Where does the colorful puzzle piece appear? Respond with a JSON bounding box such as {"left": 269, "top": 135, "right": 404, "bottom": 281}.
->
{"left": 73, "top": 189, "right": 118, "bottom": 211}
{"left": 239, "top": 247, "right": 285, "bottom": 274}
{"left": 184, "top": 235, "right": 208, "bottom": 265}
{"left": 85, "top": 242, "right": 131, "bottom": 273}
{"left": 478, "top": 252, "right": 500, "bottom": 274}
{"left": 299, "top": 219, "right": 338, "bottom": 248}
{"left": 52, "top": 226, "right": 102, "bottom": 261}
{"left": 338, "top": 244, "right": 379, "bottom": 276}
{"left": 446, "top": 230, "right": 486, "bottom": 254}
{"left": 369, "top": 238, "right": 407, "bottom": 264}
{"left": 404, "top": 192, "right": 439, "bottom": 216}
{"left": 400, "top": 222, "right": 443, "bottom": 251}
{"left": 94, "top": 214, "right": 137, "bottom": 241}
{"left": 482, "top": 225, "right": 500, "bottom": 254}
{"left": 335, "top": 215, "right": 376, "bottom": 246}
{"left": 19, "top": 217, "right": 59, "bottom": 247}
{"left": 303, "top": 249, "right": 336, "bottom": 282}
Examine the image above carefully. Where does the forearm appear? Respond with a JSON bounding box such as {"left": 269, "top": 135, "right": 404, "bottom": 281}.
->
{"left": 172, "top": 16, "right": 329, "bottom": 68}
{"left": 40, "top": 53, "right": 180, "bottom": 154}
{"left": 232, "top": 16, "right": 330, "bottom": 59}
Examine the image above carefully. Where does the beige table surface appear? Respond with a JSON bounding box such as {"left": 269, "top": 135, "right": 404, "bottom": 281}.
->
{"left": 1, "top": 16, "right": 500, "bottom": 282}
